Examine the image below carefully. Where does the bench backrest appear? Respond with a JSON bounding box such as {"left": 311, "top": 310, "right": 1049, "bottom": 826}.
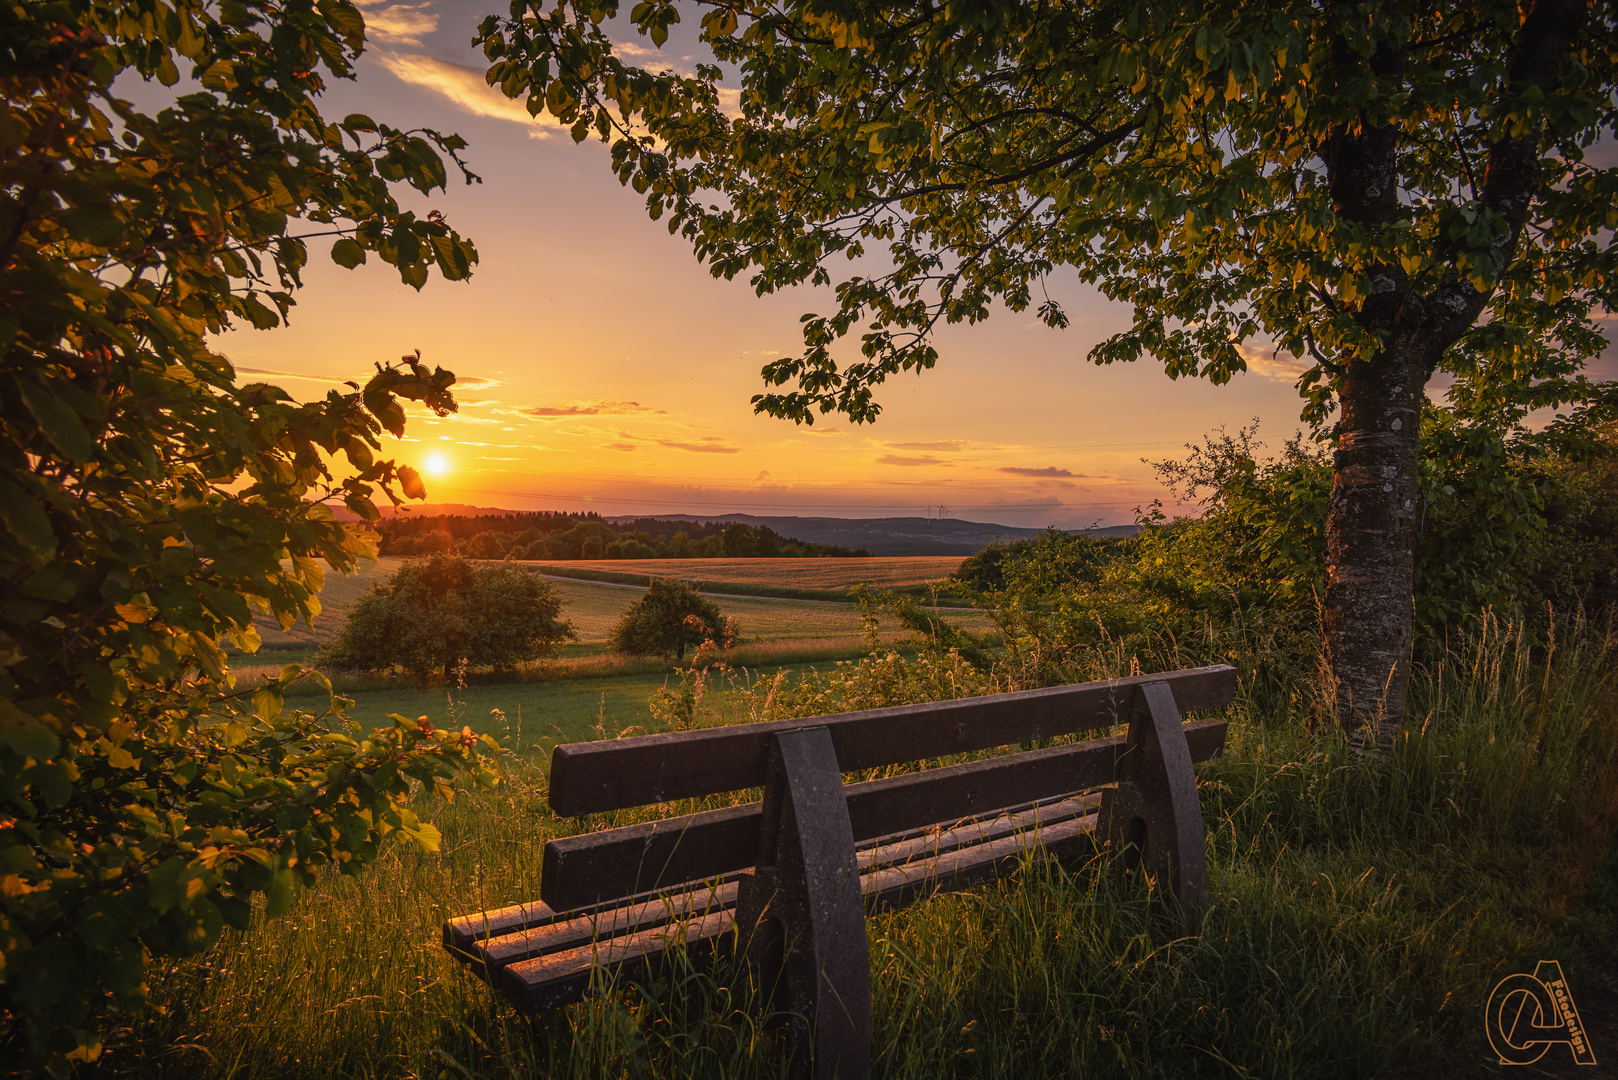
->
{"left": 538, "top": 664, "right": 1236, "bottom": 913}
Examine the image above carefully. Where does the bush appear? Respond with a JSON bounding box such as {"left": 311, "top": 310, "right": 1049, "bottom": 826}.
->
{"left": 610, "top": 579, "right": 738, "bottom": 663}
{"left": 318, "top": 557, "right": 574, "bottom": 678}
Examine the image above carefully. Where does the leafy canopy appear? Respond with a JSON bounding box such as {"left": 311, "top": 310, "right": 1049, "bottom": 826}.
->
{"left": 478, "top": 0, "right": 1617, "bottom": 428}
{"left": 1, "top": 0, "right": 486, "bottom": 1070}
{"left": 318, "top": 556, "right": 576, "bottom": 678}
{"left": 610, "top": 579, "right": 738, "bottom": 662}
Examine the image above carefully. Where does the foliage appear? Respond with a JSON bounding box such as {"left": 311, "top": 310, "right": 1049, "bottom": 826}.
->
{"left": 1144, "top": 417, "right": 1616, "bottom": 635}
{"left": 477, "top": 0, "right": 1614, "bottom": 427}
{"left": 609, "top": 579, "right": 737, "bottom": 663}
{"left": 379, "top": 513, "right": 869, "bottom": 559}
{"left": 849, "top": 585, "right": 996, "bottom": 670}
{"left": 316, "top": 556, "right": 575, "bottom": 679}
{"left": 0, "top": 0, "right": 488, "bottom": 1070}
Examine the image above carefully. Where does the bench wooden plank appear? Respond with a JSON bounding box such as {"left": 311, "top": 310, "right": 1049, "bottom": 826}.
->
{"left": 497, "top": 909, "right": 737, "bottom": 1014}
{"left": 863, "top": 810, "right": 1099, "bottom": 913}
{"left": 539, "top": 717, "right": 1226, "bottom": 912}
{"left": 549, "top": 665, "right": 1237, "bottom": 814}
{"left": 475, "top": 881, "right": 737, "bottom": 977}
{"left": 858, "top": 792, "right": 1101, "bottom": 875}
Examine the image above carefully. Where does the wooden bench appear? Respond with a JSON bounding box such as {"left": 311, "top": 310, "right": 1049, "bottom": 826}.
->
{"left": 443, "top": 664, "right": 1236, "bottom": 1079}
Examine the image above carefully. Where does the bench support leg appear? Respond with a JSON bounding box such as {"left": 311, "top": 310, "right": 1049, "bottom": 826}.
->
{"left": 737, "top": 726, "right": 871, "bottom": 1080}
{"left": 1099, "top": 681, "right": 1208, "bottom": 916}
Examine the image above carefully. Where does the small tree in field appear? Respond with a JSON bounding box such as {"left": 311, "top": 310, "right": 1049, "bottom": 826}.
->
{"left": 611, "top": 579, "right": 738, "bottom": 663}
{"left": 319, "top": 556, "right": 575, "bottom": 678}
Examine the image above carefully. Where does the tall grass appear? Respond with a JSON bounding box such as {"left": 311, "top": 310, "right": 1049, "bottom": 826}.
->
{"left": 89, "top": 612, "right": 1618, "bottom": 1079}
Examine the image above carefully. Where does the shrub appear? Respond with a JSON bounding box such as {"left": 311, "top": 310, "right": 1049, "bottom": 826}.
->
{"left": 318, "top": 557, "right": 574, "bottom": 678}
{"left": 610, "top": 579, "right": 738, "bottom": 663}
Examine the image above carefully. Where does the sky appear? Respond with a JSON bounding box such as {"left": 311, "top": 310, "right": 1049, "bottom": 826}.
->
{"left": 198, "top": 1, "right": 1482, "bottom": 528}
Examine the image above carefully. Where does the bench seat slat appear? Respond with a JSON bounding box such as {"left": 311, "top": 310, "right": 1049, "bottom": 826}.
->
{"left": 497, "top": 909, "right": 737, "bottom": 1014}
{"left": 474, "top": 880, "right": 738, "bottom": 976}
{"left": 863, "top": 811, "right": 1098, "bottom": 914}
{"left": 858, "top": 793, "right": 1101, "bottom": 875}
{"left": 540, "top": 717, "right": 1227, "bottom": 913}
{"left": 549, "top": 665, "right": 1236, "bottom": 815}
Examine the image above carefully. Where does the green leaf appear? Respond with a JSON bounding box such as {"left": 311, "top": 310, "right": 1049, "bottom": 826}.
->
{"left": 252, "top": 686, "right": 283, "bottom": 722}
{"left": 264, "top": 867, "right": 295, "bottom": 919}
{"left": 17, "top": 378, "right": 93, "bottom": 465}
{"left": 0, "top": 698, "right": 59, "bottom": 761}
{"left": 331, "top": 238, "right": 366, "bottom": 268}
{"left": 397, "top": 464, "right": 427, "bottom": 500}
{"left": 0, "top": 477, "right": 56, "bottom": 564}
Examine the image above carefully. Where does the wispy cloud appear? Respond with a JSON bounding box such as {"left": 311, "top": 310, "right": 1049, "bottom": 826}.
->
{"left": 235, "top": 365, "right": 348, "bottom": 384}
{"left": 877, "top": 454, "right": 950, "bottom": 467}
{"left": 1000, "top": 466, "right": 1080, "bottom": 477}
{"left": 522, "top": 400, "right": 666, "bottom": 418}
{"left": 354, "top": 0, "right": 437, "bottom": 46}
{"left": 886, "top": 440, "right": 967, "bottom": 452}
{"left": 605, "top": 442, "right": 637, "bottom": 452}
{"left": 1236, "top": 341, "right": 1311, "bottom": 382}
{"left": 655, "top": 437, "right": 740, "bottom": 454}
{"left": 978, "top": 496, "right": 1065, "bottom": 510}
{"left": 375, "top": 51, "right": 565, "bottom": 137}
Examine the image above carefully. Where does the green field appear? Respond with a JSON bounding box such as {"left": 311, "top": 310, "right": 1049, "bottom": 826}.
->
{"left": 245, "top": 559, "right": 989, "bottom": 680}
{"left": 530, "top": 556, "right": 964, "bottom": 591}
{"left": 523, "top": 555, "right": 967, "bottom": 600}
{"left": 236, "top": 559, "right": 993, "bottom": 737}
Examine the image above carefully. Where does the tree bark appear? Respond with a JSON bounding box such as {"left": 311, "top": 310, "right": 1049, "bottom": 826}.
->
{"left": 1324, "top": 352, "right": 1425, "bottom": 745}
{"left": 1319, "top": 0, "right": 1581, "bottom": 749}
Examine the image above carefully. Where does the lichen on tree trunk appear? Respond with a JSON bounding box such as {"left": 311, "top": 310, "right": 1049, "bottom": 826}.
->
{"left": 1324, "top": 352, "right": 1425, "bottom": 747}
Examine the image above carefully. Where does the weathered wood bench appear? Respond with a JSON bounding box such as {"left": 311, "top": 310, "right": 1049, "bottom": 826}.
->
{"left": 443, "top": 664, "right": 1236, "bottom": 1079}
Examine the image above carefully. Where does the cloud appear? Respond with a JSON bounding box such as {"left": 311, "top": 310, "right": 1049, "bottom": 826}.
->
{"left": 1236, "top": 341, "right": 1311, "bottom": 382}
{"left": 522, "top": 400, "right": 666, "bottom": 418}
{"left": 606, "top": 442, "right": 637, "bottom": 452}
{"left": 374, "top": 51, "right": 565, "bottom": 137}
{"left": 976, "top": 496, "right": 1066, "bottom": 510}
{"left": 234, "top": 365, "right": 348, "bottom": 384}
{"left": 877, "top": 454, "right": 950, "bottom": 467}
{"left": 756, "top": 470, "right": 771, "bottom": 480}
{"left": 886, "top": 440, "right": 967, "bottom": 452}
{"left": 655, "top": 437, "right": 740, "bottom": 454}
{"left": 1000, "top": 466, "right": 1079, "bottom": 477}
{"left": 354, "top": 0, "right": 437, "bottom": 46}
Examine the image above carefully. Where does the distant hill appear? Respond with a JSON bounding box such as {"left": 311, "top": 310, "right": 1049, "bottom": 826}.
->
{"left": 601, "top": 514, "right": 1137, "bottom": 556}
{"left": 333, "top": 502, "right": 1137, "bottom": 555}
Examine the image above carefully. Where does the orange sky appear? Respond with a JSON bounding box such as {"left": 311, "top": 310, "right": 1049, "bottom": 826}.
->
{"left": 211, "top": 1, "right": 1333, "bottom": 528}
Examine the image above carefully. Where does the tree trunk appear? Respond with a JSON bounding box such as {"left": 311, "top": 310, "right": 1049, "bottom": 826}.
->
{"left": 1323, "top": 351, "right": 1425, "bottom": 748}
{"left": 1316, "top": 0, "right": 1577, "bottom": 749}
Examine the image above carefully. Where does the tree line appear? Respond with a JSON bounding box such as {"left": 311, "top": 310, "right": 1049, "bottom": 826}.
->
{"left": 379, "top": 514, "right": 870, "bottom": 560}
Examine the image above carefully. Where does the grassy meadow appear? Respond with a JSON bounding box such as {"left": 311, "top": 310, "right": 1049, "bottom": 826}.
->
{"left": 89, "top": 611, "right": 1618, "bottom": 1080}
{"left": 521, "top": 556, "right": 967, "bottom": 601}
{"left": 97, "top": 544, "right": 1618, "bottom": 1079}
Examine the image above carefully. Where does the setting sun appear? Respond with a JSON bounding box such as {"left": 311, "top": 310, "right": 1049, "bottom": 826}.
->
{"left": 425, "top": 454, "right": 448, "bottom": 475}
